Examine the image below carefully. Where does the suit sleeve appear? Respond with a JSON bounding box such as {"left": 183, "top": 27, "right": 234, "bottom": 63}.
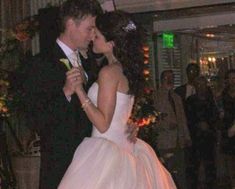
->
{"left": 23, "top": 55, "right": 73, "bottom": 132}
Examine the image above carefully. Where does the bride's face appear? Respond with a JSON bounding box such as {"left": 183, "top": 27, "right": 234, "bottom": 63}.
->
{"left": 92, "top": 28, "right": 112, "bottom": 54}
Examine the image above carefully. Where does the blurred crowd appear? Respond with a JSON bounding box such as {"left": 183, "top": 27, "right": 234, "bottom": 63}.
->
{"left": 152, "top": 63, "right": 235, "bottom": 189}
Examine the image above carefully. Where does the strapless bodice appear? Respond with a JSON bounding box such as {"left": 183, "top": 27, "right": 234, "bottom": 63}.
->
{"left": 88, "top": 82, "right": 134, "bottom": 152}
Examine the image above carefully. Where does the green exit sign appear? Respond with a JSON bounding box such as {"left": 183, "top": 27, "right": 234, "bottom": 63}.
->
{"left": 162, "top": 33, "right": 174, "bottom": 48}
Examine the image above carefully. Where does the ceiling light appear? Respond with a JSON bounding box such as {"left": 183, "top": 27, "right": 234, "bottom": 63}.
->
{"left": 206, "top": 34, "right": 215, "bottom": 38}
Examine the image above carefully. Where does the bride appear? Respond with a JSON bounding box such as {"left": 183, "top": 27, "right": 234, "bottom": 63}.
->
{"left": 58, "top": 10, "right": 177, "bottom": 189}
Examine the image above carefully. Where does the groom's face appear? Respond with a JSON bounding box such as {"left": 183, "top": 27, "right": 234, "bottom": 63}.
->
{"left": 69, "top": 15, "right": 96, "bottom": 51}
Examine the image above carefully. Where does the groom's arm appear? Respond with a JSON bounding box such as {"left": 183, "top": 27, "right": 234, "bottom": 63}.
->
{"left": 23, "top": 56, "right": 74, "bottom": 132}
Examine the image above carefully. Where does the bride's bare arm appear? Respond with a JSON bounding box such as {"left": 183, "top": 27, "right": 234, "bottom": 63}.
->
{"left": 75, "top": 65, "right": 119, "bottom": 133}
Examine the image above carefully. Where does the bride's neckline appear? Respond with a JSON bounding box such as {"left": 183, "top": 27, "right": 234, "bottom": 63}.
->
{"left": 93, "top": 82, "right": 131, "bottom": 96}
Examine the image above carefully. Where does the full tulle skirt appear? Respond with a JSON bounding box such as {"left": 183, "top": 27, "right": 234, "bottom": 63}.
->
{"left": 58, "top": 137, "right": 177, "bottom": 189}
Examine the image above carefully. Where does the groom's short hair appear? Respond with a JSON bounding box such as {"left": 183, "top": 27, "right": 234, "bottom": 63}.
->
{"left": 59, "top": 0, "right": 102, "bottom": 32}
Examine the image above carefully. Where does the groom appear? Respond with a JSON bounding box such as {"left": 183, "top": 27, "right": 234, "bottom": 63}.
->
{"left": 23, "top": 0, "right": 103, "bottom": 188}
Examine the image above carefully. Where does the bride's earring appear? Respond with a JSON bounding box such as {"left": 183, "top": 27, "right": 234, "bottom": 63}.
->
{"left": 111, "top": 41, "right": 115, "bottom": 48}
{"left": 108, "top": 41, "right": 115, "bottom": 50}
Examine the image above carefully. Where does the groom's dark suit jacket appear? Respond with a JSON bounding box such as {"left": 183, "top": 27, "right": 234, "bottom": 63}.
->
{"left": 23, "top": 43, "right": 97, "bottom": 189}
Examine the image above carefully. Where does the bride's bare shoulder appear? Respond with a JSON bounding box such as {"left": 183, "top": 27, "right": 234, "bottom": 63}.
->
{"left": 98, "top": 63, "right": 122, "bottom": 79}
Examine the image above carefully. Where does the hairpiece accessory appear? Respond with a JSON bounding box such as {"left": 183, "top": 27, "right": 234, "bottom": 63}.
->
{"left": 122, "top": 20, "right": 136, "bottom": 32}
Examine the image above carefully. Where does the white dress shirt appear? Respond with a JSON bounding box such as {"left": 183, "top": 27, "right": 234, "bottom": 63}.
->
{"left": 56, "top": 39, "right": 88, "bottom": 101}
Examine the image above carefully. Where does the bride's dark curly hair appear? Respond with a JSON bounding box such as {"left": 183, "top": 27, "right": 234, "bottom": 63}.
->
{"left": 95, "top": 11, "right": 145, "bottom": 97}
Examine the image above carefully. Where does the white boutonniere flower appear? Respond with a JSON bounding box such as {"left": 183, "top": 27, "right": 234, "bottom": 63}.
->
{"left": 59, "top": 58, "right": 71, "bottom": 70}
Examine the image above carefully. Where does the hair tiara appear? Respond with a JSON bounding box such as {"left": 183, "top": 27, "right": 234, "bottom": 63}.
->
{"left": 122, "top": 20, "right": 136, "bottom": 32}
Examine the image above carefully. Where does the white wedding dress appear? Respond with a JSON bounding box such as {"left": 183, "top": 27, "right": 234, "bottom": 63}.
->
{"left": 58, "top": 82, "right": 177, "bottom": 189}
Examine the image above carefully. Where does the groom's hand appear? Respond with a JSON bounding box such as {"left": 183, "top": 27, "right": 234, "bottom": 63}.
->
{"left": 63, "top": 68, "right": 81, "bottom": 97}
{"left": 126, "top": 120, "right": 139, "bottom": 143}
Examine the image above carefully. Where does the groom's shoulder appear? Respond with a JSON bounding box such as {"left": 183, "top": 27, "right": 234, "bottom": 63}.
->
{"left": 30, "top": 50, "right": 57, "bottom": 66}
{"left": 27, "top": 52, "right": 46, "bottom": 63}
{"left": 24, "top": 53, "right": 54, "bottom": 76}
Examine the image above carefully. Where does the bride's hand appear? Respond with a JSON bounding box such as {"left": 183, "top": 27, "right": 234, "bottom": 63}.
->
{"left": 77, "top": 65, "right": 87, "bottom": 85}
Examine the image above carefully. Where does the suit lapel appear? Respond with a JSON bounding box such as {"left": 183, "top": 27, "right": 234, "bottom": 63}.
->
{"left": 51, "top": 43, "right": 72, "bottom": 71}
{"left": 51, "top": 43, "right": 98, "bottom": 92}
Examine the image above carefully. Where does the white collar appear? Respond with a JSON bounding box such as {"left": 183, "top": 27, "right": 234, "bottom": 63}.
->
{"left": 56, "top": 38, "right": 74, "bottom": 58}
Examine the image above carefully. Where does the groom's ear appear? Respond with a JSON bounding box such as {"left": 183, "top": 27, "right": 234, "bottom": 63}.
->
{"left": 65, "top": 18, "right": 73, "bottom": 29}
{"left": 67, "top": 18, "right": 78, "bottom": 28}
